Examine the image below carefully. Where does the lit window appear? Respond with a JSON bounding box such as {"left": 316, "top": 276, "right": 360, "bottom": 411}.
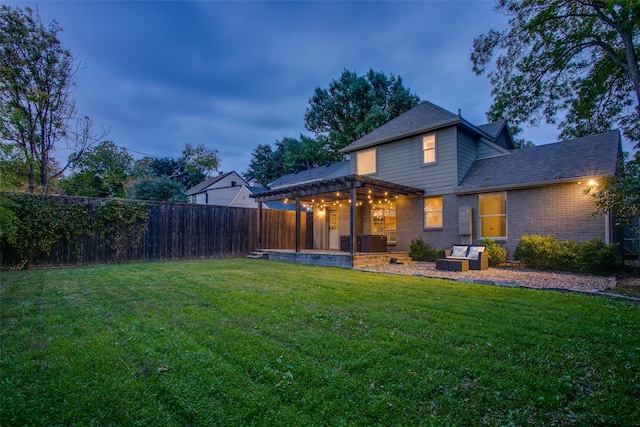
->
{"left": 356, "top": 148, "right": 376, "bottom": 175}
{"left": 371, "top": 201, "right": 396, "bottom": 243}
{"left": 423, "top": 196, "right": 443, "bottom": 228}
{"left": 422, "top": 134, "right": 436, "bottom": 164}
{"left": 479, "top": 192, "right": 507, "bottom": 239}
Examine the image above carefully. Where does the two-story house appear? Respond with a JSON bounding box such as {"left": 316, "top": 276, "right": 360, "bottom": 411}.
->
{"left": 252, "top": 101, "right": 622, "bottom": 259}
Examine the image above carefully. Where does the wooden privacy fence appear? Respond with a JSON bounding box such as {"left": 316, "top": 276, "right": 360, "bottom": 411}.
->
{"left": 0, "top": 195, "right": 310, "bottom": 269}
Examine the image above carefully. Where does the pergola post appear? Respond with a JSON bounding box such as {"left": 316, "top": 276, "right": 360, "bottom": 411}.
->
{"left": 295, "top": 196, "right": 300, "bottom": 253}
{"left": 350, "top": 186, "right": 356, "bottom": 256}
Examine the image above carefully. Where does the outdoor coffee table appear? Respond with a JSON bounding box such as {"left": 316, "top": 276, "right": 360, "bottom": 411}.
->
{"left": 435, "top": 259, "right": 469, "bottom": 272}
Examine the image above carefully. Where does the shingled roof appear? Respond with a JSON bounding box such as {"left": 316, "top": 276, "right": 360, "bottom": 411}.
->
{"left": 476, "top": 120, "right": 507, "bottom": 139}
{"left": 268, "top": 161, "right": 350, "bottom": 189}
{"left": 457, "top": 130, "right": 621, "bottom": 193}
{"left": 186, "top": 171, "right": 237, "bottom": 196}
{"left": 339, "top": 101, "right": 461, "bottom": 153}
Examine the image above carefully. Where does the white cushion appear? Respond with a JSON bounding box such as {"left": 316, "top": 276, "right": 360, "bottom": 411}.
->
{"left": 467, "top": 246, "right": 485, "bottom": 260}
{"left": 450, "top": 245, "right": 468, "bottom": 258}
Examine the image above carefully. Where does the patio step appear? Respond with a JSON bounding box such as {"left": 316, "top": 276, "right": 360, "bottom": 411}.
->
{"left": 246, "top": 251, "right": 269, "bottom": 260}
{"left": 353, "top": 253, "right": 413, "bottom": 268}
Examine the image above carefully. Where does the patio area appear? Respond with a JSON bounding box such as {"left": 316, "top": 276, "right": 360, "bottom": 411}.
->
{"left": 363, "top": 261, "right": 618, "bottom": 293}
{"left": 256, "top": 249, "right": 412, "bottom": 269}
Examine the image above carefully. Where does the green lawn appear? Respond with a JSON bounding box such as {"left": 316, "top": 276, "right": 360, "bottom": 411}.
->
{"left": 1, "top": 259, "right": 639, "bottom": 426}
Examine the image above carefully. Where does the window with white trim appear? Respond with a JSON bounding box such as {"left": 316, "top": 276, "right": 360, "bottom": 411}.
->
{"left": 422, "top": 133, "right": 436, "bottom": 164}
{"left": 356, "top": 147, "right": 376, "bottom": 175}
{"left": 479, "top": 192, "right": 507, "bottom": 239}
{"left": 423, "top": 196, "right": 443, "bottom": 228}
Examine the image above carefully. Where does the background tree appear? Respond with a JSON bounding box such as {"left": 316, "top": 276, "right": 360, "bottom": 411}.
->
{"left": 130, "top": 175, "right": 187, "bottom": 203}
{"left": 586, "top": 153, "right": 640, "bottom": 224}
{"left": 0, "top": 142, "right": 29, "bottom": 191}
{"left": 304, "top": 69, "right": 421, "bottom": 153}
{"left": 244, "top": 134, "right": 337, "bottom": 187}
{"left": 244, "top": 144, "right": 283, "bottom": 187}
{"left": 471, "top": 0, "right": 640, "bottom": 146}
{"left": 60, "top": 141, "right": 134, "bottom": 198}
{"left": 129, "top": 143, "right": 218, "bottom": 201}
{"left": 139, "top": 143, "right": 219, "bottom": 190}
{"left": 0, "top": 6, "right": 106, "bottom": 193}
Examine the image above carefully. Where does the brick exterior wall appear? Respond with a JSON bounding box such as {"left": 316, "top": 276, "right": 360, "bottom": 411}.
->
{"left": 396, "top": 183, "right": 607, "bottom": 260}
{"left": 506, "top": 183, "right": 606, "bottom": 256}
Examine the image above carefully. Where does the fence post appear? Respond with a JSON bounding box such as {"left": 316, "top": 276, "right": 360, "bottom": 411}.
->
{"left": 295, "top": 197, "right": 300, "bottom": 253}
{"left": 257, "top": 202, "right": 262, "bottom": 251}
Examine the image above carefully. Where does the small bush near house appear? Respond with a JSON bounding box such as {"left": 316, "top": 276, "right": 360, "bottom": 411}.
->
{"left": 409, "top": 238, "right": 442, "bottom": 261}
{"left": 480, "top": 238, "right": 507, "bottom": 267}
{"left": 514, "top": 235, "right": 620, "bottom": 275}
{"left": 513, "top": 235, "right": 575, "bottom": 271}
{"left": 575, "top": 239, "right": 622, "bottom": 275}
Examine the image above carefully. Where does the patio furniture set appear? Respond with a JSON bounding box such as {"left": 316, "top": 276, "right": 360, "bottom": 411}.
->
{"left": 435, "top": 245, "right": 488, "bottom": 271}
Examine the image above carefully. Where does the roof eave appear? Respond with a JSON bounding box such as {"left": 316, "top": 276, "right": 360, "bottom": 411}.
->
{"left": 339, "top": 118, "right": 461, "bottom": 153}
{"left": 455, "top": 173, "right": 612, "bottom": 195}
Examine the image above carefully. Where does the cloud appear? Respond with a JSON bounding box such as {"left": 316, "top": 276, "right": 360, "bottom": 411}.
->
{"left": 9, "top": 0, "right": 592, "bottom": 176}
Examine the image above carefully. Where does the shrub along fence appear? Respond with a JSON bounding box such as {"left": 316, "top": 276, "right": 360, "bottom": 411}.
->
{"left": 0, "top": 193, "right": 309, "bottom": 269}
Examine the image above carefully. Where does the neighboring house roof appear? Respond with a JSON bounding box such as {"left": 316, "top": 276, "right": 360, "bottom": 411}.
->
{"left": 268, "top": 161, "right": 350, "bottom": 189}
{"left": 248, "top": 187, "right": 296, "bottom": 210}
{"left": 186, "top": 171, "right": 241, "bottom": 196}
{"left": 457, "top": 130, "right": 621, "bottom": 193}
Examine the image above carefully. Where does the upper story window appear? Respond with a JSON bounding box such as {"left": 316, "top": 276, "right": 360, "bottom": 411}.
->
{"left": 423, "top": 196, "right": 443, "bottom": 228}
{"left": 479, "top": 192, "right": 507, "bottom": 240}
{"left": 422, "top": 134, "right": 436, "bottom": 164}
{"left": 356, "top": 147, "right": 376, "bottom": 175}
{"left": 231, "top": 181, "right": 237, "bottom": 187}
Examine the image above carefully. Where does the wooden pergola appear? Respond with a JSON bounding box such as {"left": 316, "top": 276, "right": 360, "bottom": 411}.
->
{"left": 250, "top": 174, "right": 424, "bottom": 255}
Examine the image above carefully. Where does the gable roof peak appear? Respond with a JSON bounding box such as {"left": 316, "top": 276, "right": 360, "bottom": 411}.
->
{"left": 186, "top": 171, "right": 246, "bottom": 196}
{"left": 340, "top": 101, "right": 461, "bottom": 153}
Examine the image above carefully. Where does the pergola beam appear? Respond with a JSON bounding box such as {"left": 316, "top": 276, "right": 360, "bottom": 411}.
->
{"left": 251, "top": 174, "right": 423, "bottom": 203}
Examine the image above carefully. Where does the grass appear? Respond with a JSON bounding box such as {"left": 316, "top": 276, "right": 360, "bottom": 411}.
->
{"left": 1, "top": 259, "right": 639, "bottom": 426}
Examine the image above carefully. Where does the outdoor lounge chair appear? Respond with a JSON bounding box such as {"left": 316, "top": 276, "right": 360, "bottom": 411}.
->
{"left": 436, "top": 245, "right": 489, "bottom": 271}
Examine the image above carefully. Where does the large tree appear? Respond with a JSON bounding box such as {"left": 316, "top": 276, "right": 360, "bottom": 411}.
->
{"left": 0, "top": 6, "right": 105, "bottom": 193}
{"left": 304, "top": 69, "right": 421, "bottom": 153}
{"left": 140, "top": 143, "right": 220, "bottom": 189}
{"left": 586, "top": 153, "right": 640, "bottom": 224}
{"left": 60, "top": 141, "right": 134, "bottom": 198}
{"left": 471, "top": 0, "right": 640, "bottom": 146}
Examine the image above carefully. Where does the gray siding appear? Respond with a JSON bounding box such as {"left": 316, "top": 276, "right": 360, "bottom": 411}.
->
{"left": 210, "top": 172, "right": 245, "bottom": 189}
{"left": 493, "top": 128, "right": 512, "bottom": 150}
{"left": 352, "top": 126, "right": 459, "bottom": 192}
{"left": 205, "top": 187, "right": 244, "bottom": 207}
{"left": 476, "top": 138, "right": 507, "bottom": 159}
{"left": 457, "top": 130, "right": 477, "bottom": 184}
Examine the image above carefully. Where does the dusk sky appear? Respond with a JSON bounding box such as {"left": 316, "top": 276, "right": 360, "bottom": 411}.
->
{"left": 8, "top": 1, "right": 635, "bottom": 177}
